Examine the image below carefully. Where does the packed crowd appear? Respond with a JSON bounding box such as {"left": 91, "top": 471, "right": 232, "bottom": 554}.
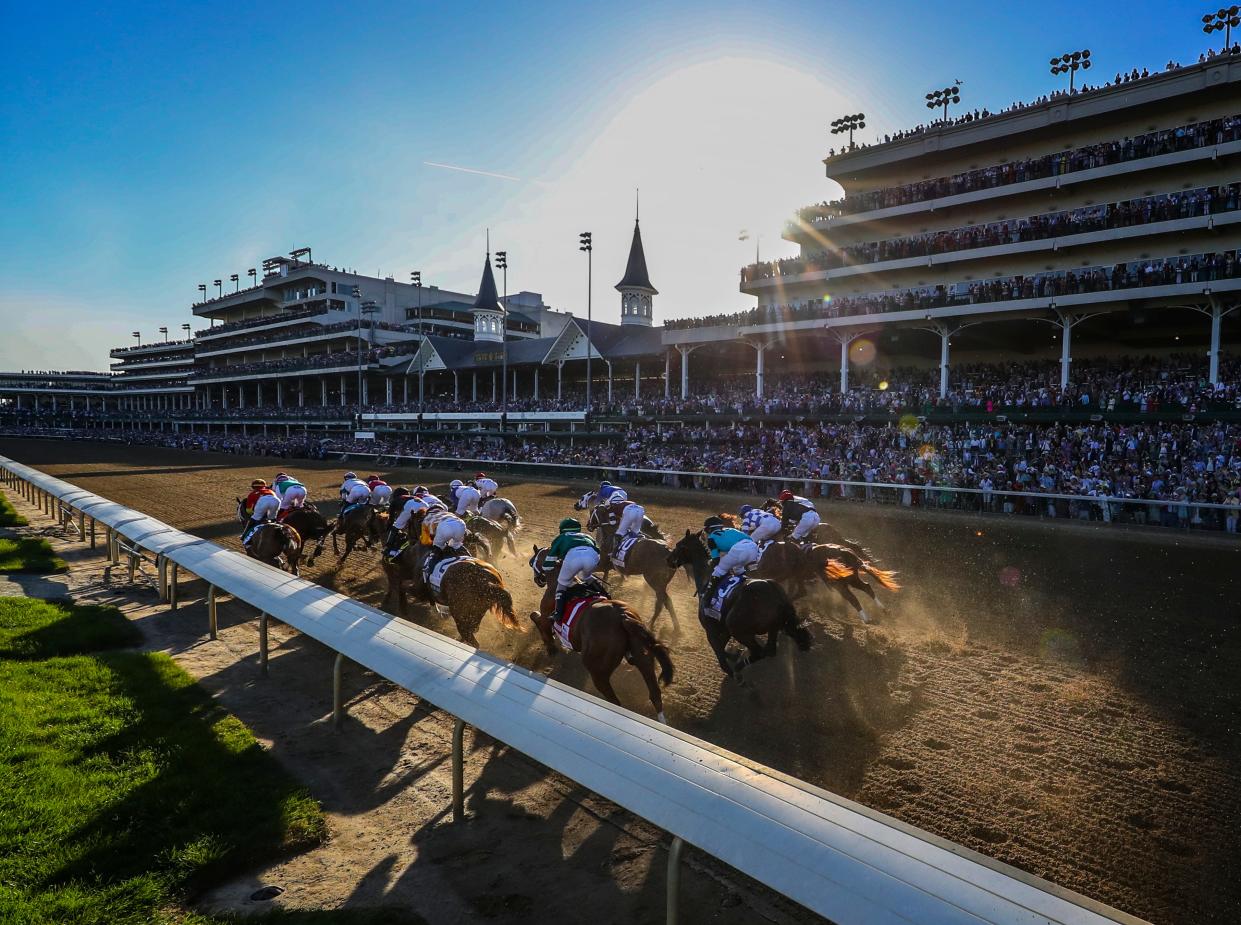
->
{"left": 196, "top": 343, "right": 419, "bottom": 380}
{"left": 197, "top": 318, "right": 421, "bottom": 354}
{"left": 804, "top": 112, "right": 1241, "bottom": 219}
{"left": 195, "top": 305, "right": 329, "bottom": 339}
{"left": 749, "top": 182, "right": 1241, "bottom": 281}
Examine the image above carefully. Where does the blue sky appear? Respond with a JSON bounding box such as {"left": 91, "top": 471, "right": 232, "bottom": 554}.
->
{"left": 0, "top": 0, "right": 1213, "bottom": 369}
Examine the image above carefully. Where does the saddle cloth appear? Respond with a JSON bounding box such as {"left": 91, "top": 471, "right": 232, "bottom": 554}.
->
{"left": 754, "top": 540, "right": 775, "bottom": 567}
{"left": 703, "top": 574, "right": 744, "bottom": 621}
{"left": 554, "top": 596, "right": 601, "bottom": 652}
{"left": 242, "top": 521, "right": 269, "bottom": 547}
{"left": 340, "top": 501, "right": 367, "bottom": 517}
{"left": 424, "top": 554, "right": 469, "bottom": 597}
{"left": 611, "top": 534, "right": 640, "bottom": 569}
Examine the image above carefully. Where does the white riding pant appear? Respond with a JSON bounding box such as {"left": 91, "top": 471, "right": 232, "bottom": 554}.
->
{"left": 345, "top": 484, "right": 372, "bottom": 504}
{"left": 432, "top": 516, "right": 467, "bottom": 549}
{"left": 749, "top": 517, "right": 782, "bottom": 545}
{"left": 557, "top": 546, "right": 601, "bottom": 592}
{"left": 712, "top": 539, "right": 759, "bottom": 578}
{"left": 278, "top": 485, "right": 307, "bottom": 510}
{"left": 370, "top": 484, "right": 392, "bottom": 506}
{"left": 393, "top": 499, "right": 427, "bottom": 530}
{"left": 251, "top": 494, "right": 280, "bottom": 521}
{"left": 617, "top": 504, "right": 645, "bottom": 537}
{"left": 455, "top": 487, "right": 482, "bottom": 517}
{"left": 791, "top": 510, "right": 821, "bottom": 541}
{"left": 476, "top": 478, "right": 497, "bottom": 498}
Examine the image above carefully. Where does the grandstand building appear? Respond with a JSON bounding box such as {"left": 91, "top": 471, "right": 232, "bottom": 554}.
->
{"left": 660, "top": 55, "right": 1241, "bottom": 401}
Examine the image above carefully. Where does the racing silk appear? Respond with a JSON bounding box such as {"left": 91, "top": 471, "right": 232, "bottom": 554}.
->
{"left": 250, "top": 492, "right": 280, "bottom": 521}
{"left": 420, "top": 493, "right": 444, "bottom": 509}
{"left": 605, "top": 488, "right": 628, "bottom": 503}
{"left": 706, "top": 527, "right": 749, "bottom": 562}
{"left": 476, "top": 477, "right": 498, "bottom": 497}
{"left": 741, "top": 508, "right": 779, "bottom": 534}
{"left": 244, "top": 488, "right": 276, "bottom": 516}
{"left": 393, "top": 497, "right": 428, "bottom": 530}
{"left": 340, "top": 477, "right": 367, "bottom": 499}
{"left": 367, "top": 478, "right": 388, "bottom": 490}
{"left": 455, "top": 485, "right": 482, "bottom": 516}
{"left": 545, "top": 530, "right": 599, "bottom": 567}
{"left": 272, "top": 476, "right": 302, "bottom": 500}
{"left": 779, "top": 495, "right": 816, "bottom": 527}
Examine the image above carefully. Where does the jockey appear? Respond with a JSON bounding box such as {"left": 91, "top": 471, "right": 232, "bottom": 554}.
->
{"left": 703, "top": 515, "right": 758, "bottom": 605}
{"left": 544, "top": 517, "right": 601, "bottom": 623}
{"left": 272, "top": 472, "right": 307, "bottom": 517}
{"left": 739, "top": 503, "right": 781, "bottom": 546}
{"left": 448, "top": 479, "right": 464, "bottom": 506}
{"left": 609, "top": 491, "right": 644, "bottom": 553}
{"left": 339, "top": 472, "right": 370, "bottom": 509}
{"left": 777, "top": 489, "right": 821, "bottom": 543}
{"left": 454, "top": 481, "right": 482, "bottom": 517}
{"left": 475, "top": 472, "right": 498, "bottom": 499}
{"left": 366, "top": 475, "right": 393, "bottom": 508}
{"left": 386, "top": 492, "right": 428, "bottom": 557}
{"left": 422, "top": 502, "right": 468, "bottom": 575}
{"left": 242, "top": 479, "right": 280, "bottom": 541}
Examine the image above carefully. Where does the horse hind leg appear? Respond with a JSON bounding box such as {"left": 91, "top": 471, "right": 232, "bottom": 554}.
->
{"left": 589, "top": 668, "right": 624, "bottom": 707}
{"left": 835, "top": 583, "right": 871, "bottom": 625}
{"left": 631, "top": 650, "right": 666, "bottom": 723}
{"left": 851, "top": 573, "right": 885, "bottom": 610}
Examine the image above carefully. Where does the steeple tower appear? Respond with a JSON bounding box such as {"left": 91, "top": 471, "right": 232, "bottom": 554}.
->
{"left": 615, "top": 191, "right": 657, "bottom": 327}
{"left": 472, "top": 232, "right": 504, "bottom": 343}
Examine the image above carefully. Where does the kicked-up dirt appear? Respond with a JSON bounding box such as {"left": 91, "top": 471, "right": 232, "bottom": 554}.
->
{"left": 3, "top": 436, "right": 1239, "bottom": 924}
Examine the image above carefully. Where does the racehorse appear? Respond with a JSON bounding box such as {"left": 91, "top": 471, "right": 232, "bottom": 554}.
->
{"left": 319, "top": 501, "right": 383, "bottom": 565}
{"left": 528, "top": 545, "right": 675, "bottom": 721}
{"left": 465, "top": 514, "right": 517, "bottom": 560}
{"left": 280, "top": 507, "right": 335, "bottom": 567}
{"left": 762, "top": 500, "right": 872, "bottom": 559}
{"left": 381, "top": 516, "right": 519, "bottom": 647}
{"left": 666, "top": 530, "right": 812, "bottom": 680}
{"left": 802, "top": 543, "right": 901, "bottom": 625}
{"left": 480, "top": 496, "right": 521, "bottom": 530}
{"left": 235, "top": 499, "right": 303, "bottom": 575}
{"left": 574, "top": 490, "right": 663, "bottom": 541}
{"left": 578, "top": 505, "right": 679, "bottom": 629}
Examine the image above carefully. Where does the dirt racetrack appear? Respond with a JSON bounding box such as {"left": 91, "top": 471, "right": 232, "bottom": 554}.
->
{"left": 4, "top": 437, "right": 1239, "bottom": 924}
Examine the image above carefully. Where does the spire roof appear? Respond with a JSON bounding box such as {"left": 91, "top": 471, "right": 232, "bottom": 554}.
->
{"left": 615, "top": 219, "right": 657, "bottom": 294}
{"left": 473, "top": 254, "right": 503, "bottom": 313}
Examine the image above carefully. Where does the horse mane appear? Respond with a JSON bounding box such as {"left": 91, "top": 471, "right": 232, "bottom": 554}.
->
{"left": 718, "top": 512, "right": 738, "bottom": 527}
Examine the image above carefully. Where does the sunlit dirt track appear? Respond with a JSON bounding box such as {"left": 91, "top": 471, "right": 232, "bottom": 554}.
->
{"left": 5, "top": 437, "right": 1239, "bottom": 924}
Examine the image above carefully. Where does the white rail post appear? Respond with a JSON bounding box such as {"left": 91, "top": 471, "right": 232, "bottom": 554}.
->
{"left": 157, "top": 555, "right": 168, "bottom": 601}
{"left": 77, "top": 511, "right": 85, "bottom": 543}
{"left": 332, "top": 652, "right": 345, "bottom": 729}
{"left": 666, "top": 836, "right": 686, "bottom": 925}
{"left": 452, "top": 717, "right": 466, "bottom": 822}
{"left": 168, "top": 562, "right": 179, "bottom": 610}
{"left": 207, "top": 585, "right": 218, "bottom": 639}
{"left": 259, "top": 611, "right": 269, "bottom": 675}
{"left": 127, "top": 545, "right": 137, "bottom": 584}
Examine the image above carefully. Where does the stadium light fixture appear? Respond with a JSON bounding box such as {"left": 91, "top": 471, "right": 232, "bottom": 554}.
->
{"left": 247, "top": 267, "right": 257, "bottom": 285}
{"left": 579, "top": 232, "right": 593, "bottom": 417}
{"left": 181, "top": 323, "right": 191, "bottom": 337}
{"left": 132, "top": 331, "right": 141, "bottom": 346}
{"left": 925, "top": 83, "right": 962, "bottom": 120}
{"left": 410, "top": 271, "right": 424, "bottom": 416}
{"left": 830, "top": 112, "right": 866, "bottom": 150}
{"left": 230, "top": 273, "right": 239, "bottom": 291}
{"left": 213, "top": 279, "right": 222, "bottom": 298}
{"left": 357, "top": 299, "right": 380, "bottom": 416}
{"left": 197, "top": 283, "right": 207, "bottom": 301}
{"left": 494, "top": 250, "right": 509, "bottom": 426}
{"left": 290, "top": 246, "right": 312, "bottom": 265}
{"left": 1202, "top": 5, "right": 1240, "bottom": 50}
{"left": 1049, "top": 48, "right": 1092, "bottom": 92}
{"left": 159, "top": 326, "right": 168, "bottom": 341}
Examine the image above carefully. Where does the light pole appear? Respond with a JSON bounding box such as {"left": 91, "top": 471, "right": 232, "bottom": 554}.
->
{"left": 830, "top": 112, "right": 866, "bottom": 150}
{"left": 197, "top": 283, "right": 207, "bottom": 302}
{"left": 247, "top": 267, "right": 257, "bottom": 287}
{"left": 358, "top": 299, "right": 379, "bottom": 421}
{"left": 1203, "top": 5, "right": 1240, "bottom": 50}
{"left": 925, "top": 82, "right": 962, "bottom": 121}
{"left": 1050, "top": 49, "right": 1091, "bottom": 92}
{"left": 411, "top": 270, "right": 424, "bottom": 416}
{"left": 352, "top": 285, "right": 363, "bottom": 418}
{"left": 158, "top": 326, "right": 168, "bottom": 342}
{"left": 230, "top": 273, "right": 239, "bottom": 291}
{"left": 579, "top": 232, "right": 593, "bottom": 416}
{"left": 181, "top": 323, "right": 191, "bottom": 339}
{"left": 214, "top": 279, "right": 223, "bottom": 298}
{"left": 495, "top": 250, "right": 508, "bottom": 425}
{"left": 132, "top": 331, "right": 141, "bottom": 347}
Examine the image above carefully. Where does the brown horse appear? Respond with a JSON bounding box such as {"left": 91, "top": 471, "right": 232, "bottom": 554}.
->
{"left": 236, "top": 498, "right": 303, "bottom": 574}
{"left": 382, "top": 518, "right": 519, "bottom": 647}
{"left": 318, "top": 502, "right": 383, "bottom": 565}
{"left": 528, "top": 546, "right": 674, "bottom": 721}
{"left": 465, "top": 514, "right": 517, "bottom": 560}
{"left": 282, "top": 506, "right": 335, "bottom": 566}
{"left": 666, "top": 530, "right": 812, "bottom": 680}
{"left": 762, "top": 500, "right": 872, "bottom": 559}
{"left": 584, "top": 506, "right": 679, "bottom": 630}
{"left": 802, "top": 543, "right": 901, "bottom": 624}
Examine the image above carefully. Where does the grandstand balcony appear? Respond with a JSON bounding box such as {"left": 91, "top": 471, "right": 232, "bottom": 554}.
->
{"left": 109, "top": 356, "right": 197, "bottom": 371}
{"left": 108, "top": 339, "right": 195, "bottom": 359}
{"left": 195, "top": 305, "right": 334, "bottom": 341}
{"left": 195, "top": 319, "right": 424, "bottom": 358}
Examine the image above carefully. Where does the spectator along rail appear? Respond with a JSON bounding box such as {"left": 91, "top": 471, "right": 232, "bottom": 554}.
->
{"left": 0, "top": 454, "right": 1148, "bottom": 925}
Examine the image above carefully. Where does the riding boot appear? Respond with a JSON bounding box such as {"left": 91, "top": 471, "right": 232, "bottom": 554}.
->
{"left": 552, "top": 587, "right": 567, "bottom": 624}
{"left": 704, "top": 573, "right": 724, "bottom": 608}
{"left": 383, "top": 526, "right": 404, "bottom": 558}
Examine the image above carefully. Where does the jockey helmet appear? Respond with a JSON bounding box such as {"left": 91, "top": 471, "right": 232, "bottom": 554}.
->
{"left": 450, "top": 479, "right": 463, "bottom": 489}
{"left": 413, "top": 485, "right": 428, "bottom": 496}
{"left": 599, "top": 480, "right": 612, "bottom": 489}
{"left": 598, "top": 485, "right": 616, "bottom": 500}
{"left": 475, "top": 472, "right": 486, "bottom": 479}
{"left": 367, "top": 475, "right": 380, "bottom": 483}
{"left": 558, "top": 517, "right": 581, "bottom": 533}
{"left": 344, "top": 471, "right": 357, "bottom": 481}
{"left": 251, "top": 478, "right": 267, "bottom": 489}
{"left": 778, "top": 489, "right": 794, "bottom": 502}
{"left": 274, "top": 472, "right": 289, "bottom": 481}
{"left": 739, "top": 504, "right": 753, "bottom": 515}
{"left": 703, "top": 516, "right": 725, "bottom": 533}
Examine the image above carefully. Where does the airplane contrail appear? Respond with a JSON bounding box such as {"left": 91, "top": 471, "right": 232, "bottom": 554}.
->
{"left": 423, "top": 161, "right": 521, "bottom": 182}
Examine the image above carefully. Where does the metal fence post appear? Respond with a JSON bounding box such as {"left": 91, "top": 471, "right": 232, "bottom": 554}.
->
{"left": 666, "top": 836, "right": 686, "bottom": 925}
{"left": 89, "top": 517, "right": 96, "bottom": 549}
{"left": 168, "top": 562, "right": 178, "bottom": 610}
{"left": 332, "top": 652, "right": 345, "bottom": 729}
{"left": 259, "top": 611, "right": 269, "bottom": 675}
{"left": 157, "top": 555, "right": 168, "bottom": 601}
{"left": 207, "top": 585, "right": 218, "bottom": 639}
{"left": 77, "top": 511, "right": 85, "bottom": 543}
{"left": 452, "top": 717, "right": 466, "bottom": 822}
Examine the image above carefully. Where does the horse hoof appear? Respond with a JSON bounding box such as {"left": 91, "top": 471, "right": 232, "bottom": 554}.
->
{"left": 859, "top": 609, "right": 872, "bottom": 625}
{"left": 656, "top": 711, "right": 667, "bottom": 725}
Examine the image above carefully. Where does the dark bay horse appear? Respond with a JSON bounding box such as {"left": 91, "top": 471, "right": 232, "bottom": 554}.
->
{"left": 666, "top": 530, "right": 811, "bottom": 680}
{"left": 762, "top": 500, "right": 872, "bottom": 559}
{"left": 465, "top": 514, "right": 517, "bottom": 560}
{"left": 528, "top": 546, "right": 674, "bottom": 722}
{"left": 281, "top": 507, "right": 334, "bottom": 567}
{"left": 802, "top": 543, "right": 901, "bottom": 625}
{"left": 320, "top": 502, "right": 384, "bottom": 565}
{"left": 583, "top": 505, "right": 679, "bottom": 629}
{"left": 235, "top": 499, "right": 303, "bottom": 575}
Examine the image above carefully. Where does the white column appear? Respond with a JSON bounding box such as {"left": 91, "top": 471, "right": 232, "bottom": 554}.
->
{"left": 1059, "top": 316, "right": 1072, "bottom": 390}
{"left": 1209, "top": 303, "right": 1223, "bottom": 385}
{"left": 512, "top": 368, "right": 518, "bottom": 400}
{"left": 298, "top": 378, "right": 305, "bottom": 407}
{"left": 362, "top": 378, "right": 368, "bottom": 404}
{"left": 491, "top": 370, "right": 496, "bottom": 403}
{"left": 606, "top": 361, "right": 613, "bottom": 402}
{"left": 238, "top": 384, "right": 246, "bottom": 409}
{"left": 321, "top": 378, "right": 328, "bottom": 406}
{"left": 276, "top": 380, "right": 284, "bottom": 407}
{"left": 386, "top": 378, "right": 393, "bottom": 404}
{"left": 339, "top": 375, "right": 346, "bottom": 407}
{"left": 634, "top": 360, "right": 641, "bottom": 400}
{"left": 754, "top": 342, "right": 768, "bottom": 399}
{"left": 533, "top": 368, "right": 540, "bottom": 400}
{"left": 677, "top": 345, "right": 697, "bottom": 400}
{"left": 939, "top": 327, "right": 950, "bottom": 399}
{"left": 664, "top": 351, "right": 671, "bottom": 399}
{"left": 840, "top": 338, "right": 849, "bottom": 393}
{"left": 557, "top": 361, "right": 563, "bottom": 399}
{"left": 472, "top": 373, "right": 478, "bottom": 402}
{"left": 403, "top": 378, "right": 409, "bottom": 403}
{"left": 454, "top": 371, "right": 460, "bottom": 402}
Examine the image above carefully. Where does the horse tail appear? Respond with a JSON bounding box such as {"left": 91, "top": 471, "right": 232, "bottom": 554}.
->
{"left": 619, "top": 605, "right": 674, "bottom": 686}
{"left": 862, "top": 563, "right": 901, "bottom": 592}
{"left": 473, "top": 560, "right": 519, "bottom": 630}
{"left": 780, "top": 597, "right": 813, "bottom": 652}
{"left": 823, "top": 558, "right": 856, "bottom": 582}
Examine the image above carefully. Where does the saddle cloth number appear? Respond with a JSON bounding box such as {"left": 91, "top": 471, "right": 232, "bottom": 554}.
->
{"left": 425, "top": 555, "right": 467, "bottom": 597}
{"left": 555, "top": 596, "right": 597, "bottom": 652}
{"left": 704, "top": 575, "right": 743, "bottom": 621}
{"left": 611, "top": 535, "right": 639, "bottom": 569}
